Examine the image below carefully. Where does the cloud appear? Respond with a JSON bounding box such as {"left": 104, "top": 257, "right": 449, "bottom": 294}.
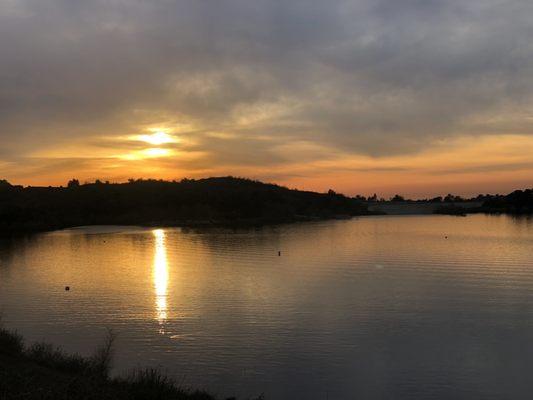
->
{"left": 1, "top": 0, "right": 533, "bottom": 193}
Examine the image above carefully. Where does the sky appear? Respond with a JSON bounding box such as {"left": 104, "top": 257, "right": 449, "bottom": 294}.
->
{"left": 1, "top": 0, "right": 533, "bottom": 198}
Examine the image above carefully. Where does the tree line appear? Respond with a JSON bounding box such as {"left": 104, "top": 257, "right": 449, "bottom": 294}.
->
{"left": 0, "top": 177, "right": 370, "bottom": 235}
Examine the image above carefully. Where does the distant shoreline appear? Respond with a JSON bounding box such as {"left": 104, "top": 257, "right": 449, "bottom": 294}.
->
{"left": 1, "top": 201, "right": 531, "bottom": 237}
{"left": 366, "top": 200, "right": 483, "bottom": 216}
{"left": 0, "top": 213, "right": 381, "bottom": 237}
{"left": 1, "top": 177, "right": 531, "bottom": 236}
{"left": 0, "top": 177, "right": 374, "bottom": 236}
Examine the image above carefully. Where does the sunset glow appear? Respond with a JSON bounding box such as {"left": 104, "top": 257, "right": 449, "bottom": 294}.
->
{"left": 1, "top": 0, "right": 532, "bottom": 197}
{"left": 1, "top": 1, "right": 533, "bottom": 398}
{"left": 119, "top": 147, "right": 174, "bottom": 160}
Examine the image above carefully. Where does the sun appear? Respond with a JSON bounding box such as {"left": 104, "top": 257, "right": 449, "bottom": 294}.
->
{"left": 136, "top": 131, "right": 179, "bottom": 146}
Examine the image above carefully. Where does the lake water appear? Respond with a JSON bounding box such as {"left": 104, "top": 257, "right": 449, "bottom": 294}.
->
{"left": 1, "top": 214, "right": 533, "bottom": 399}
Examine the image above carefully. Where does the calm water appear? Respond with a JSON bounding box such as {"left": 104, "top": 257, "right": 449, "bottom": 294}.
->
{"left": 1, "top": 215, "right": 533, "bottom": 399}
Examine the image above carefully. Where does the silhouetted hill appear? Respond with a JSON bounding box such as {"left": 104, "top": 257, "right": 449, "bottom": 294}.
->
{"left": 0, "top": 177, "right": 370, "bottom": 235}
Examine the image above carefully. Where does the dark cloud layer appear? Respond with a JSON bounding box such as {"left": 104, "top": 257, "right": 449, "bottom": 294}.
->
{"left": 1, "top": 0, "right": 533, "bottom": 179}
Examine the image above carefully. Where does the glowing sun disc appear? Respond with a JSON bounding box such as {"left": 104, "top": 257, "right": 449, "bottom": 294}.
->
{"left": 137, "top": 132, "right": 178, "bottom": 146}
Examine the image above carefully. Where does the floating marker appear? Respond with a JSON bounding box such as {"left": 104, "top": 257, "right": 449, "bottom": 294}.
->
{"left": 278, "top": 251, "right": 281, "bottom": 256}
{"left": 65, "top": 286, "right": 70, "bottom": 291}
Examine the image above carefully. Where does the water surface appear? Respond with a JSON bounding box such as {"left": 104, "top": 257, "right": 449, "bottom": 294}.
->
{"left": 1, "top": 214, "right": 533, "bottom": 399}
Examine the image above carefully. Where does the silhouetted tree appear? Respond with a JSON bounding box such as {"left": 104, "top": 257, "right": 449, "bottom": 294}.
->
{"left": 444, "top": 194, "right": 464, "bottom": 203}
{"left": 67, "top": 179, "right": 80, "bottom": 188}
{"left": 391, "top": 194, "right": 405, "bottom": 202}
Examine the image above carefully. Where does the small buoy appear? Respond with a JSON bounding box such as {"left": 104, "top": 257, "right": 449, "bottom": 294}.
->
{"left": 278, "top": 251, "right": 281, "bottom": 256}
{"left": 445, "top": 236, "right": 448, "bottom": 239}
{"left": 65, "top": 286, "right": 70, "bottom": 291}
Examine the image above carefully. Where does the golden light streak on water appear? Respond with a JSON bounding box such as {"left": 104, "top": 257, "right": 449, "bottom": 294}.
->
{"left": 152, "top": 229, "right": 169, "bottom": 332}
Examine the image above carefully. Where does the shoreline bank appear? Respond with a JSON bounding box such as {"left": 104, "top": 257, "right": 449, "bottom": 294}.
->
{"left": 0, "top": 324, "right": 245, "bottom": 400}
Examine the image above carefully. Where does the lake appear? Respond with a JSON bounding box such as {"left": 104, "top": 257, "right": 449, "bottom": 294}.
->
{"left": 1, "top": 214, "right": 533, "bottom": 399}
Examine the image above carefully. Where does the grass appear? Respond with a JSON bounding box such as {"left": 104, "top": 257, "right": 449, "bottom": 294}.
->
{"left": 120, "top": 368, "right": 217, "bottom": 400}
{"left": 0, "top": 320, "right": 255, "bottom": 400}
{"left": 25, "top": 341, "right": 96, "bottom": 375}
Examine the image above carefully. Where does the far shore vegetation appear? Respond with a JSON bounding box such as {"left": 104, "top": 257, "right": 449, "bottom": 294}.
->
{"left": 371, "top": 189, "right": 533, "bottom": 216}
{"left": 0, "top": 176, "right": 531, "bottom": 235}
{"left": 0, "top": 319, "right": 257, "bottom": 400}
{"left": 0, "top": 177, "right": 374, "bottom": 235}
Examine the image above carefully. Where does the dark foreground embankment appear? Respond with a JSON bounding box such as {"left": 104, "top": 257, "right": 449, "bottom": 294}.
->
{"left": 0, "top": 324, "right": 243, "bottom": 400}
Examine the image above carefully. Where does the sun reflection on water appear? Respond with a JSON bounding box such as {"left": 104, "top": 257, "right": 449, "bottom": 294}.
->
{"left": 152, "top": 229, "right": 169, "bottom": 333}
